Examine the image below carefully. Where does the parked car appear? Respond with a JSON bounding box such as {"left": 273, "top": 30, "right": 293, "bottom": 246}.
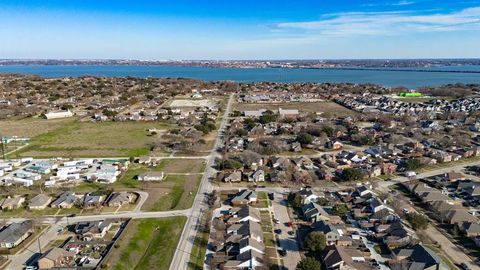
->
{"left": 268, "top": 192, "right": 275, "bottom": 200}
{"left": 274, "top": 229, "right": 282, "bottom": 234}
{"left": 278, "top": 249, "right": 287, "bottom": 256}
{"left": 459, "top": 263, "right": 470, "bottom": 270}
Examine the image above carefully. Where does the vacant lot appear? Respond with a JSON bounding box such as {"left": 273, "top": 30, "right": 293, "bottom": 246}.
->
{"left": 234, "top": 101, "right": 356, "bottom": 117}
{"left": 14, "top": 120, "right": 170, "bottom": 157}
{"left": 109, "top": 164, "right": 202, "bottom": 211}
{"left": 157, "top": 158, "right": 206, "bottom": 174}
{"left": 107, "top": 217, "right": 186, "bottom": 270}
{"left": 0, "top": 117, "right": 76, "bottom": 137}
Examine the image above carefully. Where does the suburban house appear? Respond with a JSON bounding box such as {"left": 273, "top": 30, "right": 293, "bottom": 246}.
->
{"left": 82, "top": 193, "right": 105, "bottom": 209}
{"left": 223, "top": 250, "right": 263, "bottom": 270}
{"left": 0, "top": 220, "right": 33, "bottom": 249}
{"left": 28, "top": 194, "right": 52, "bottom": 210}
{"left": 224, "top": 171, "right": 242, "bottom": 182}
{"left": 295, "top": 188, "right": 320, "bottom": 204}
{"left": 247, "top": 170, "right": 265, "bottom": 182}
{"left": 106, "top": 191, "right": 135, "bottom": 207}
{"left": 320, "top": 244, "right": 368, "bottom": 270}
{"left": 302, "top": 202, "right": 330, "bottom": 222}
{"left": 459, "top": 222, "right": 480, "bottom": 237}
{"left": 445, "top": 209, "right": 478, "bottom": 225}
{"left": 226, "top": 221, "right": 264, "bottom": 243}
{"left": 0, "top": 196, "right": 25, "bottom": 210}
{"left": 37, "top": 247, "right": 76, "bottom": 269}
{"left": 393, "top": 244, "right": 448, "bottom": 270}
{"left": 74, "top": 220, "right": 113, "bottom": 241}
{"left": 228, "top": 206, "right": 261, "bottom": 224}
{"left": 231, "top": 189, "right": 257, "bottom": 206}
{"left": 138, "top": 172, "right": 165, "bottom": 181}
{"left": 312, "top": 220, "right": 344, "bottom": 245}
{"left": 50, "top": 191, "right": 78, "bottom": 209}
{"left": 136, "top": 156, "right": 152, "bottom": 164}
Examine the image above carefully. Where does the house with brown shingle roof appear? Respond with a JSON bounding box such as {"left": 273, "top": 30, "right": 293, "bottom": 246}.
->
{"left": 445, "top": 209, "right": 478, "bottom": 225}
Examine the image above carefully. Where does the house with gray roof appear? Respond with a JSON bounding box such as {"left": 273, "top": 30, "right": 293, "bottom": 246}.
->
{"left": 0, "top": 196, "right": 25, "bottom": 210}
{"left": 28, "top": 194, "right": 52, "bottom": 210}
{"left": 82, "top": 193, "right": 104, "bottom": 209}
{"left": 51, "top": 191, "right": 78, "bottom": 209}
{"left": 106, "top": 191, "right": 135, "bottom": 207}
{"left": 0, "top": 220, "right": 33, "bottom": 248}
{"left": 394, "top": 244, "right": 448, "bottom": 270}
{"left": 229, "top": 206, "right": 261, "bottom": 223}
{"left": 302, "top": 202, "right": 330, "bottom": 222}
{"left": 459, "top": 222, "right": 480, "bottom": 237}
{"left": 231, "top": 189, "right": 257, "bottom": 206}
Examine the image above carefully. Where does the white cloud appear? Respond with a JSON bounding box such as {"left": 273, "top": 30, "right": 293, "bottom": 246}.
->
{"left": 393, "top": 1, "right": 416, "bottom": 6}
{"left": 274, "top": 7, "right": 480, "bottom": 36}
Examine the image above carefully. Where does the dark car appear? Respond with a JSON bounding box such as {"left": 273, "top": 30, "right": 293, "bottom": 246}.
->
{"left": 268, "top": 192, "right": 275, "bottom": 200}
{"left": 288, "top": 231, "right": 295, "bottom": 236}
{"left": 459, "top": 263, "right": 471, "bottom": 270}
{"left": 274, "top": 229, "right": 282, "bottom": 234}
{"left": 278, "top": 249, "right": 287, "bottom": 256}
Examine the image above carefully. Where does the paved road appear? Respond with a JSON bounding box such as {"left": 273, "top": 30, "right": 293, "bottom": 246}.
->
{"left": 377, "top": 159, "right": 480, "bottom": 191}
{"left": 169, "top": 93, "right": 234, "bottom": 270}
{"left": 424, "top": 225, "right": 477, "bottom": 269}
{"left": 7, "top": 222, "right": 63, "bottom": 270}
{"left": 270, "top": 191, "right": 301, "bottom": 270}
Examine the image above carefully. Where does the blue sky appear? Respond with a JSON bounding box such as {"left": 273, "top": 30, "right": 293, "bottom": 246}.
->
{"left": 1, "top": 0, "right": 480, "bottom": 59}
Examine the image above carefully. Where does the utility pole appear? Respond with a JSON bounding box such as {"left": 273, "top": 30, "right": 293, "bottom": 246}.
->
{"left": 37, "top": 236, "right": 42, "bottom": 254}
{"left": 0, "top": 136, "right": 5, "bottom": 160}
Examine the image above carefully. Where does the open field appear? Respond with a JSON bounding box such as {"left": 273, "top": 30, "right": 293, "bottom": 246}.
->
{"left": 233, "top": 101, "right": 357, "bottom": 117}
{"left": 0, "top": 117, "right": 76, "bottom": 138}
{"left": 144, "top": 174, "right": 202, "bottom": 211}
{"left": 12, "top": 120, "right": 170, "bottom": 158}
{"left": 157, "top": 158, "right": 206, "bottom": 174}
{"left": 103, "top": 164, "right": 202, "bottom": 211}
{"left": 106, "top": 217, "right": 186, "bottom": 270}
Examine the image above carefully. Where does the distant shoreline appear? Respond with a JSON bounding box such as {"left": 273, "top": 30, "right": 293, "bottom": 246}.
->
{"left": 1, "top": 64, "right": 480, "bottom": 74}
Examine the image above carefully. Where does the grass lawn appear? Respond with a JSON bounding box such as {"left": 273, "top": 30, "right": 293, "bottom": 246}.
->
{"left": 107, "top": 217, "right": 186, "bottom": 270}
{"left": 188, "top": 210, "right": 212, "bottom": 270}
{"left": 12, "top": 119, "right": 170, "bottom": 158}
{"left": 148, "top": 174, "right": 201, "bottom": 211}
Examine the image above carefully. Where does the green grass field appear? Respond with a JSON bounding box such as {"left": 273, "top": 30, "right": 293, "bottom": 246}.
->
{"left": 12, "top": 119, "right": 170, "bottom": 158}
{"left": 108, "top": 217, "right": 186, "bottom": 270}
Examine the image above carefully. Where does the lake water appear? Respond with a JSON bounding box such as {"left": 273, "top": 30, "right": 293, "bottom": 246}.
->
{"left": 1, "top": 65, "right": 480, "bottom": 88}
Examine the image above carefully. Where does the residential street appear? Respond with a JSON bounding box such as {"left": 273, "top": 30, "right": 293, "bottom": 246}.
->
{"left": 377, "top": 159, "right": 480, "bottom": 191}
{"left": 270, "top": 190, "right": 302, "bottom": 270}
{"left": 169, "top": 93, "right": 234, "bottom": 270}
{"left": 375, "top": 161, "right": 480, "bottom": 270}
